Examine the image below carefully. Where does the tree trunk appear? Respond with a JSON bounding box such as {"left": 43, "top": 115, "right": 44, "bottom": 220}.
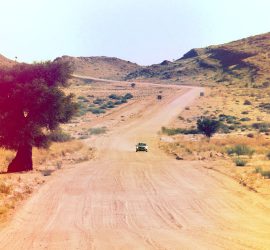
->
{"left": 7, "top": 144, "right": 33, "bottom": 173}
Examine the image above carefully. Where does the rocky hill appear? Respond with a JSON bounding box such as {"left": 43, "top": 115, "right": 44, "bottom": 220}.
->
{"left": 125, "top": 32, "right": 270, "bottom": 86}
{"left": 54, "top": 56, "right": 140, "bottom": 81}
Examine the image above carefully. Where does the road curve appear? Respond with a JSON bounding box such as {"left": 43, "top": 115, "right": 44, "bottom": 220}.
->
{"left": 0, "top": 78, "right": 270, "bottom": 249}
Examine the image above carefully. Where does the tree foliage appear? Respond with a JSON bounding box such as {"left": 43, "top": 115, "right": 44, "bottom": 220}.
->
{"left": 197, "top": 117, "right": 220, "bottom": 138}
{"left": 0, "top": 61, "right": 78, "bottom": 172}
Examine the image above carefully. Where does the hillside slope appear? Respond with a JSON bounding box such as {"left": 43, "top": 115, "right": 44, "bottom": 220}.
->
{"left": 126, "top": 32, "right": 270, "bottom": 86}
{"left": 0, "top": 54, "right": 16, "bottom": 68}
{"left": 55, "top": 56, "right": 140, "bottom": 81}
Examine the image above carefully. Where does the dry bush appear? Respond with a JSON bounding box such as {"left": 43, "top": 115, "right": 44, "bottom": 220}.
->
{"left": 0, "top": 149, "right": 15, "bottom": 172}
{"left": 0, "top": 181, "right": 11, "bottom": 194}
{"left": 40, "top": 169, "right": 55, "bottom": 176}
{"left": 33, "top": 140, "right": 95, "bottom": 168}
{"left": 160, "top": 135, "right": 222, "bottom": 160}
{"left": 0, "top": 177, "right": 36, "bottom": 220}
{"left": 254, "top": 167, "right": 270, "bottom": 178}
{"left": 212, "top": 134, "right": 270, "bottom": 154}
{"left": 0, "top": 140, "right": 94, "bottom": 172}
{"left": 234, "top": 158, "right": 247, "bottom": 166}
{"left": 88, "top": 127, "right": 107, "bottom": 135}
{"left": 160, "top": 134, "right": 270, "bottom": 160}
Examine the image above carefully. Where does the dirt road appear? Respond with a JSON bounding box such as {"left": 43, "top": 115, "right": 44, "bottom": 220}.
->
{"left": 0, "top": 80, "right": 270, "bottom": 250}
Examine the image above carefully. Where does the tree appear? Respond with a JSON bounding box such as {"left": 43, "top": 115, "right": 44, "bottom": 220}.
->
{"left": 197, "top": 117, "right": 220, "bottom": 138}
{"left": 131, "top": 83, "right": 136, "bottom": 88}
{"left": 0, "top": 61, "right": 78, "bottom": 173}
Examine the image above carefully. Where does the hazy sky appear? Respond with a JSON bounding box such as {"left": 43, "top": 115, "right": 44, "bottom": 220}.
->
{"left": 0, "top": 0, "right": 269, "bottom": 65}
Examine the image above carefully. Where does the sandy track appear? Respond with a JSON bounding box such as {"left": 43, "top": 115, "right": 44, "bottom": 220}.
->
{"left": 0, "top": 79, "right": 270, "bottom": 249}
{"left": 72, "top": 74, "right": 124, "bottom": 83}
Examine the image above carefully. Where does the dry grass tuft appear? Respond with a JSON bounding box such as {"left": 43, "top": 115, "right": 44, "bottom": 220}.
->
{"left": 33, "top": 140, "right": 95, "bottom": 171}
{"left": 0, "top": 149, "right": 15, "bottom": 172}
{"left": 0, "top": 181, "right": 11, "bottom": 194}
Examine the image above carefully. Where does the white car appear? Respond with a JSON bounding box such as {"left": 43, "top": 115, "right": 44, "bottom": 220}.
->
{"left": 136, "top": 143, "right": 148, "bottom": 152}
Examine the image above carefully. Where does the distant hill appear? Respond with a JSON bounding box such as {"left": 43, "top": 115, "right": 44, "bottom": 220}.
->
{"left": 125, "top": 32, "right": 270, "bottom": 86}
{"left": 0, "top": 54, "right": 16, "bottom": 68}
{"left": 2, "top": 32, "right": 269, "bottom": 86}
{"left": 54, "top": 56, "right": 140, "bottom": 81}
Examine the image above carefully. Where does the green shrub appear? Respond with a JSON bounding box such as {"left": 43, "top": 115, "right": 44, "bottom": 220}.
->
{"left": 227, "top": 144, "right": 255, "bottom": 156}
{"left": 226, "top": 118, "right": 237, "bottom": 124}
{"left": 254, "top": 167, "right": 270, "bottom": 178}
{"left": 259, "top": 103, "right": 270, "bottom": 112}
{"left": 261, "top": 170, "right": 270, "bottom": 178}
{"left": 234, "top": 158, "right": 247, "bottom": 166}
{"left": 93, "top": 98, "right": 105, "bottom": 105}
{"left": 108, "top": 94, "right": 121, "bottom": 100}
{"left": 79, "top": 135, "right": 89, "bottom": 140}
{"left": 78, "top": 96, "right": 89, "bottom": 102}
{"left": 252, "top": 123, "right": 270, "bottom": 132}
{"left": 228, "top": 125, "right": 237, "bottom": 130}
{"left": 255, "top": 167, "right": 261, "bottom": 173}
{"left": 218, "top": 114, "right": 238, "bottom": 124}
{"left": 121, "top": 98, "right": 127, "bottom": 103}
{"left": 161, "top": 126, "right": 198, "bottom": 135}
{"left": 106, "top": 101, "right": 115, "bottom": 108}
{"left": 219, "top": 123, "right": 231, "bottom": 133}
{"left": 76, "top": 103, "right": 88, "bottom": 116}
{"left": 114, "top": 100, "right": 122, "bottom": 105}
{"left": 124, "top": 93, "right": 133, "bottom": 99}
{"left": 244, "top": 100, "right": 252, "bottom": 105}
{"left": 240, "top": 117, "right": 251, "bottom": 122}
{"left": 88, "top": 107, "right": 106, "bottom": 114}
{"left": 88, "top": 127, "right": 107, "bottom": 135}
{"left": 48, "top": 129, "right": 71, "bottom": 142}
{"left": 99, "top": 104, "right": 107, "bottom": 109}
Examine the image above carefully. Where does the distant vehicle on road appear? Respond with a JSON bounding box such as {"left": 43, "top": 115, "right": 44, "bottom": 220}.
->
{"left": 136, "top": 143, "right": 148, "bottom": 152}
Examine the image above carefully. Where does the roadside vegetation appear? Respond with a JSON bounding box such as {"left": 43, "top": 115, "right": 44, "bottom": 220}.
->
{"left": 76, "top": 92, "right": 134, "bottom": 116}
{"left": 160, "top": 85, "right": 270, "bottom": 193}
{"left": 88, "top": 127, "right": 107, "bottom": 135}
